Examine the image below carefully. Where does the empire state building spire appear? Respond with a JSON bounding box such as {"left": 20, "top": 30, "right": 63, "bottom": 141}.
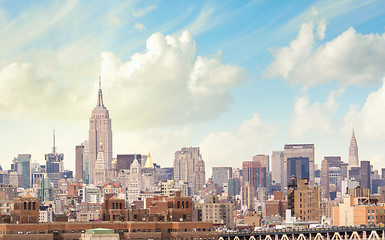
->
{"left": 97, "top": 76, "right": 104, "bottom": 108}
{"left": 89, "top": 76, "right": 112, "bottom": 185}
{"left": 348, "top": 129, "right": 359, "bottom": 167}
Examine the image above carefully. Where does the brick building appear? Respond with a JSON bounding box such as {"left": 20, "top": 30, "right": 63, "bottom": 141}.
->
{"left": 0, "top": 221, "right": 217, "bottom": 239}
{"left": 293, "top": 178, "right": 321, "bottom": 222}
{"left": 265, "top": 191, "right": 287, "bottom": 219}
{"left": 102, "top": 195, "right": 128, "bottom": 221}
{"left": 10, "top": 193, "right": 39, "bottom": 223}
{"left": 67, "top": 183, "right": 83, "bottom": 206}
{"left": 145, "top": 191, "right": 193, "bottom": 222}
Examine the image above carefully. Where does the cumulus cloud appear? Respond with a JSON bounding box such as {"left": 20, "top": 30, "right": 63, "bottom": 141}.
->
{"left": 200, "top": 113, "right": 276, "bottom": 169}
{"left": 100, "top": 31, "right": 247, "bottom": 129}
{"left": 0, "top": 43, "right": 96, "bottom": 119}
{"left": 0, "top": 31, "right": 246, "bottom": 127}
{"left": 289, "top": 90, "right": 341, "bottom": 139}
{"left": 265, "top": 13, "right": 385, "bottom": 87}
{"left": 343, "top": 79, "right": 385, "bottom": 140}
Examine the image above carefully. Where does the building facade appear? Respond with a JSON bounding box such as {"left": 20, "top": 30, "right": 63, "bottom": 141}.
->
{"left": 271, "top": 151, "right": 284, "bottom": 186}
{"left": 253, "top": 154, "right": 270, "bottom": 171}
{"left": 293, "top": 178, "right": 321, "bottom": 222}
{"left": 89, "top": 78, "right": 113, "bottom": 185}
{"left": 75, "top": 144, "right": 85, "bottom": 182}
{"left": 321, "top": 158, "right": 330, "bottom": 199}
{"left": 174, "top": 147, "right": 204, "bottom": 195}
{"left": 242, "top": 161, "right": 267, "bottom": 189}
{"left": 212, "top": 167, "right": 232, "bottom": 187}
{"left": 196, "top": 195, "right": 234, "bottom": 228}
{"left": 284, "top": 144, "right": 315, "bottom": 187}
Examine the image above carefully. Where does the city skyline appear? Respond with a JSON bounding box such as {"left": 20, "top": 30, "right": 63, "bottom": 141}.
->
{"left": 1, "top": 1, "right": 385, "bottom": 176}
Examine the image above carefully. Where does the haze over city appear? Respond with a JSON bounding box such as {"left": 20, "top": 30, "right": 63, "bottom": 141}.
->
{"left": 1, "top": 0, "right": 385, "bottom": 176}
{"left": 2, "top": 1, "right": 385, "bottom": 239}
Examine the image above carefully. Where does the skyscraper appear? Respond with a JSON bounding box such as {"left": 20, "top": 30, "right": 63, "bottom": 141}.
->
{"left": 212, "top": 167, "right": 232, "bottom": 187}
{"left": 287, "top": 157, "right": 310, "bottom": 182}
{"left": 17, "top": 154, "right": 31, "bottom": 189}
{"left": 174, "top": 147, "right": 204, "bottom": 195}
{"left": 242, "top": 161, "right": 267, "bottom": 189}
{"left": 283, "top": 144, "right": 314, "bottom": 187}
{"left": 253, "top": 154, "right": 270, "bottom": 171}
{"left": 89, "top": 78, "right": 112, "bottom": 185}
{"left": 195, "top": 158, "right": 206, "bottom": 194}
{"left": 360, "top": 160, "right": 370, "bottom": 190}
{"left": 45, "top": 129, "right": 64, "bottom": 174}
{"left": 348, "top": 129, "right": 359, "bottom": 168}
{"left": 75, "top": 144, "right": 84, "bottom": 182}
{"left": 45, "top": 130, "right": 64, "bottom": 188}
{"left": 271, "top": 151, "right": 284, "bottom": 185}
{"left": 321, "top": 158, "right": 330, "bottom": 199}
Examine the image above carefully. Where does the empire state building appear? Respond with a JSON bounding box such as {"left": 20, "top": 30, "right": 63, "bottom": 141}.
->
{"left": 89, "top": 78, "right": 112, "bottom": 185}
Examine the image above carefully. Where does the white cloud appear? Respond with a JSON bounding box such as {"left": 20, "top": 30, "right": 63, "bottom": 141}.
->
{"left": 0, "top": 31, "right": 246, "bottom": 127}
{"left": 100, "top": 31, "right": 247, "bottom": 129}
{"left": 200, "top": 113, "right": 276, "bottom": 170}
{"left": 184, "top": 3, "right": 226, "bottom": 36}
{"left": 289, "top": 90, "right": 341, "bottom": 139}
{"left": 343, "top": 79, "right": 385, "bottom": 140}
{"left": 265, "top": 14, "right": 385, "bottom": 87}
{"left": 134, "top": 22, "right": 146, "bottom": 31}
{"left": 132, "top": 5, "right": 157, "bottom": 18}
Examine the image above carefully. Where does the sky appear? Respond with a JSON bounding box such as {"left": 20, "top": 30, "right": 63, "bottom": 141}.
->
{"left": 1, "top": 0, "right": 385, "bottom": 177}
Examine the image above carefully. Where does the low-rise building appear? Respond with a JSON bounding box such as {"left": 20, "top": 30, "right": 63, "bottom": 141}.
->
{"left": 333, "top": 195, "right": 385, "bottom": 226}
{"left": 145, "top": 191, "right": 193, "bottom": 222}
{"left": 10, "top": 193, "right": 39, "bottom": 223}
{"left": 39, "top": 205, "right": 54, "bottom": 222}
{"left": 195, "top": 195, "right": 234, "bottom": 228}
{"left": 0, "top": 221, "right": 218, "bottom": 239}
{"left": 76, "top": 202, "right": 102, "bottom": 222}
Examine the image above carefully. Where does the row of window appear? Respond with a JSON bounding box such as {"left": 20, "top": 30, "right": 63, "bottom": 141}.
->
{"left": 367, "top": 209, "right": 384, "bottom": 214}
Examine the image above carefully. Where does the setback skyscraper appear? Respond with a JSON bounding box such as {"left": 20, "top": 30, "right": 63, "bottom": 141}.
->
{"left": 174, "top": 147, "right": 205, "bottom": 195}
{"left": 89, "top": 78, "right": 112, "bottom": 185}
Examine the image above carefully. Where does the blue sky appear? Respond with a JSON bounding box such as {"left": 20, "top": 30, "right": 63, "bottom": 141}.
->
{"left": 1, "top": 0, "right": 385, "bottom": 176}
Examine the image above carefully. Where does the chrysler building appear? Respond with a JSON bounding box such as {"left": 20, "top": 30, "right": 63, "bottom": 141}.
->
{"left": 89, "top": 77, "right": 112, "bottom": 185}
{"left": 348, "top": 129, "right": 359, "bottom": 168}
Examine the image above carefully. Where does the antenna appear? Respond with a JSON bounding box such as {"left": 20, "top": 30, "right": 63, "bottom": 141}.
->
{"left": 99, "top": 76, "right": 101, "bottom": 90}
{"left": 53, "top": 123, "right": 56, "bottom": 154}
